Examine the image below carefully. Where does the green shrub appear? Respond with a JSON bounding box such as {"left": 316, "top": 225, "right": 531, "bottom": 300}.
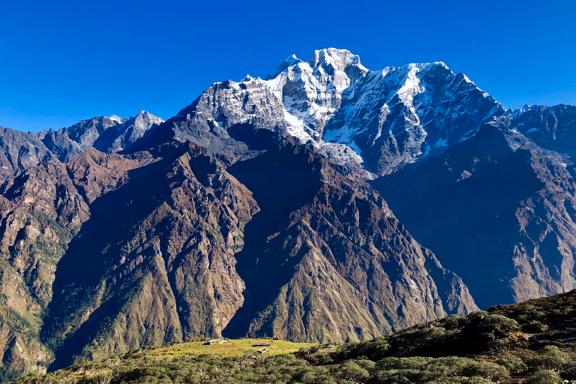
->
{"left": 525, "top": 369, "right": 562, "bottom": 384}
{"left": 526, "top": 346, "right": 568, "bottom": 370}
{"left": 335, "top": 360, "right": 370, "bottom": 382}
{"left": 495, "top": 352, "right": 526, "bottom": 373}
{"left": 335, "top": 338, "right": 390, "bottom": 362}
{"left": 457, "top": 360, "right": 509, "bottom": 381}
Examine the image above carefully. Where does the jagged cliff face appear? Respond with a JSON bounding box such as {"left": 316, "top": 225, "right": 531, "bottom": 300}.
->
{"left": 511, "top": 104, "right": 576, "bottom": 158}
{"left": 323, "top": 62, "right": 504, "bottom": 173}
{"left": 0, "top": 48, "right": 575, "bottom": 379}
{"left": 40, "top": 116, "right": 122, "bottom": 161}
{"left": 93, "top": 111, "right": 164, "bottom": 153}
{"left": 40, "top": 112, "right": 163, "bottom": 162}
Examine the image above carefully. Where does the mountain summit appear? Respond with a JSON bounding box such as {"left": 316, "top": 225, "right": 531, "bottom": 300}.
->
{"left": 155, "top": 48, "right": 503, "bottom": 175}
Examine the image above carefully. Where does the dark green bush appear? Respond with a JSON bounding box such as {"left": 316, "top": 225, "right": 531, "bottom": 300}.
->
{"left": 525, "top": 369, "right": 562, "bottom": 384}
{"left": 526, "top": 346, "right": 568, "bottom": 370}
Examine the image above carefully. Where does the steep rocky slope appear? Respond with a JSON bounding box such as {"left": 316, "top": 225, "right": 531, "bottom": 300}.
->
{"left": 323, "top": 61, "right": 503, "bottom": 174}
{"left": 34, "top": 141, "right": 473, "bottom": 373}
{"left": 0, "top": 159, "right": 89, "bottom": 379}
{"left": 222, "top": 143, "right": 476, "bottom": 342}
{"left": 40, "top": 113, "right": 162, "bottom": 162}
{"left": 511, "top": 104, "right": 576, "bottom": 158}
{"left": 40, "top": 143, "right": 258, "bottom": 370}
{"left": 0, "top": 149, "right": 150, "bottom": 379}
{"left": 375, "top": 122, "right": 576, "bottom": 308}
{"left": 93, "top": 111, "right": 163, "bottom": 153}
{"left": 40, "top": 116, "right": 124, "bottom": 161}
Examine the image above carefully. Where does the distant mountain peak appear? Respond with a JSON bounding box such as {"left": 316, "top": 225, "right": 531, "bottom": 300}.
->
{"left": 167, "top": 48, "right": 505, "bottom": 174}
{"left": 93, "top": 110, "right": 164, "bottom": 152}
{"left": 311, "top": 47, "right": 368, "bottom": 73}
{"left": 131, "top": 110, "right": 163, "bottom": 123}
{"left": 285, "top": 53, "right": 301, "bottom": 63}
{"left": 108, "top": 114, "right": 126, "bottom": 124}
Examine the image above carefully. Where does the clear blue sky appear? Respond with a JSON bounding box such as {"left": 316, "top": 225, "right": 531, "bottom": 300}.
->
{"left": 0, "top": 0, "right": 575, "bottom": 131}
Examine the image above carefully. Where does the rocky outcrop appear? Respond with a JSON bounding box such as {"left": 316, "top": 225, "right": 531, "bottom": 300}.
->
{"left": 511, "top": 104, "right": 576, "bottom": 158}
{"left": 94, "top": 111, "right": 163, "bottom": 153}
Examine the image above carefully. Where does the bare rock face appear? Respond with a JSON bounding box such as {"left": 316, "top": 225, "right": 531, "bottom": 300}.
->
{"left": 38, "top": 112, "right": 161, "bottom": 166}
{"left": 511, "top": 104, "right": 576, "bottom": 158}
{"left": 222, "top": 144, "right": 477, "bottom": 342}
{"left": 94, "top": 111, "right": 164, "bottom": 153}
{"left": 41, "top": 116, "right": 124, "bottom": 161}
{"left": 42, "top": 143, "right": 258, "bottom": 369}
{"left": 375, "top": 123, "right": 576, "bottom": 308}
{"left": 148, "top": 79, "right": 287, "bottom": 165}
{"left": 0, "top": 159, "right": 89, "bottom": 379}
{"left": 0, "top": 127, "right": 52, "bottom": 183}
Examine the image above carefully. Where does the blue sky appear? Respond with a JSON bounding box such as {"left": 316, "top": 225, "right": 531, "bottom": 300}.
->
{"left": 0, "top": 0, "right": 575, "bottom": 131}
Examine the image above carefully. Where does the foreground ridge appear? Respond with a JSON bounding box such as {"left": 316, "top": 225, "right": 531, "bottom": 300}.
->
{"left": 15, "top": 289, "right": 576, "bottom": 383}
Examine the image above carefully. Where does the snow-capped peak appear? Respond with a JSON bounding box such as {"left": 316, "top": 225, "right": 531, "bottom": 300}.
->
{"left": 396, "top": 64, "right": 426, "bottom": 107}
{"left": 262, "top": 51, "right": 498, "bottom": 170}
{"left": 319, "top": 57, "right": 504, "bottom": 172}
{"left": 131, "top": 110, "right": 164, "bottom": 127}
{"left": 284, "top": 54, "right": 301, "bottom": 66}
{"left": 259, "top": 48, "right": 372, "bottom": 145}
{"left": 267, "top": 54, "right": 303, "bottom": 79}
{"left": 108, "top": 114, "right": 126, "bottom": 124}
{"left": 311, "top": 48, "right": 369, "bottom": 74}
{"left": 175, "top": 48, "right": 504, "bottom": 174}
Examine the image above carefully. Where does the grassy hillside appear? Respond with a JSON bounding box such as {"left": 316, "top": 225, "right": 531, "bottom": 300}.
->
{"left": 145, "top": 339, "right": 316, "bottom": 358}
{"left": 13, "top": 291, "right": 576, "bottom": 383}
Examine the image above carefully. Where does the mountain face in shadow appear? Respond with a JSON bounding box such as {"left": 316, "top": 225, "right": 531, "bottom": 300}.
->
{"left": 375, "top": 124, "right": 576, "bottom": 308}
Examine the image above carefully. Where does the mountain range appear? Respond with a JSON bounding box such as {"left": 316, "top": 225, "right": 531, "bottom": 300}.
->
{"left": 1, "top": 48, "right": 575, "bottom": 380}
